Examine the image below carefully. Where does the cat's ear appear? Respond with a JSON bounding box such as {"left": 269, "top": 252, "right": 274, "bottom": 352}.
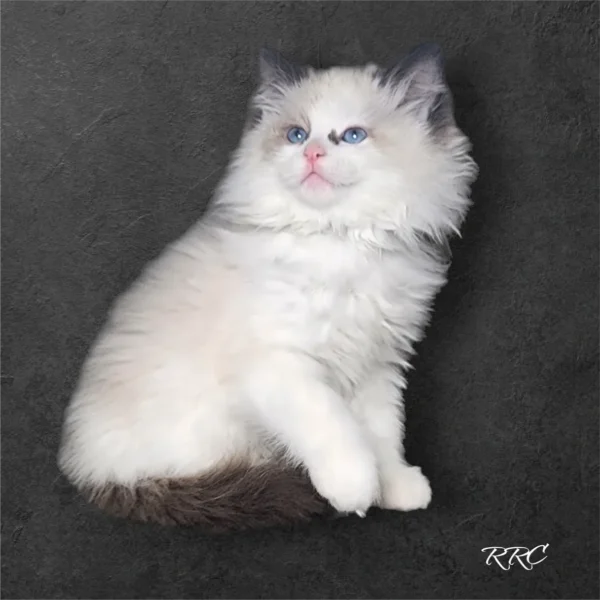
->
{"left": 381, "top": 43, "right": 454, "bottom": 128}
{"left": 258, "top": 47, "right": 307, "bottom": 87}
{"left": 251, "top": 48, "right": 309, "bottom": 122}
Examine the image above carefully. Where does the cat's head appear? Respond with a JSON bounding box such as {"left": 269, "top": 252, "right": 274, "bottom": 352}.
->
{"left": 217, "top": 44, "right": 477, "bottom": 239}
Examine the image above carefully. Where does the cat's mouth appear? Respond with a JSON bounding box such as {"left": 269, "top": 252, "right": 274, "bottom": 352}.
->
{"left": 301, "top": 170, "right": 333, "bottom": 189}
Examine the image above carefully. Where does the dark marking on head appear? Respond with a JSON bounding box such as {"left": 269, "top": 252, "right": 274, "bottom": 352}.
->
{"left": 427, "top": 91, "right": 454, "bottom": 129}
{"left": 328, "top": 130, "right": 340, "bottom": 145}
{"left": 249, "top": 48, "right": 310, "bottom": 126}
{"left": 243, "top": 100, "right": 263, "bottom": 132}
{"left": 379, "top": 42, "right": 455, "bottom": 130}
{"left": 380, "top": 42, "right": 444, "bottom": 88}
{"left": 259, "top": 47, "right": 308, "bottom": 87}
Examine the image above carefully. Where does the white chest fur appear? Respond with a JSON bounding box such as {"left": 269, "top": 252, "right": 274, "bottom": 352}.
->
{"left": 225, "top": 228, "right": 446, "bottom": 394}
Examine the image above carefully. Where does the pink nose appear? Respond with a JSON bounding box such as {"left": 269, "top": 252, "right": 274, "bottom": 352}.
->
{"left": 304, "top": 143, "right": 326, "bottom": 164}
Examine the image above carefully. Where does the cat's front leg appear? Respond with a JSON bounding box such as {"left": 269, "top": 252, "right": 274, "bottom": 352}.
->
{"left": 242, "top": 352, "right": 380, "bottom": 514}
{"left": 351, "top": 368, "right": 432, "bottom": 511}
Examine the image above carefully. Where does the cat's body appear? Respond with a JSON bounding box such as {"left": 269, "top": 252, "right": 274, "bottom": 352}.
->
{"left": 59, "top": 44, "right": 477, "bottom": 530}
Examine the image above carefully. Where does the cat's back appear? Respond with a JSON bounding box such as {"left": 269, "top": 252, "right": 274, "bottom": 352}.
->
{"left": 76, "top": 221, "right": 252, "bottom": 396}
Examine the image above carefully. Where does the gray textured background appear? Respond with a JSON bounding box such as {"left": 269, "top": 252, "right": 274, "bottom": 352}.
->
{"left": 2, "top": 1, "right": 598, "bottom": 598}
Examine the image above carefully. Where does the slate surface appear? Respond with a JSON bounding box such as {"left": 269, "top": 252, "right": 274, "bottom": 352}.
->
{"left": 2, "top": 1, "right": 598, "bottom": 598}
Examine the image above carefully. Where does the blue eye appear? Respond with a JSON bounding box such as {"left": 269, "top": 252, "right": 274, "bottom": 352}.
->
{"left": 341, "top": 127, "right": 368, "bottom": 144}
{"left": 287, "top": 126, "right": 308, "bottom": 144}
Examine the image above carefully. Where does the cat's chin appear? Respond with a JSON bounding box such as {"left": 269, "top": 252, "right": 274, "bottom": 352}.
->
{"left": 293, "top": 178, "right": 357, "bottom": 209}
{"left": 295, "top": 186, "right": 342, "bottom": 209}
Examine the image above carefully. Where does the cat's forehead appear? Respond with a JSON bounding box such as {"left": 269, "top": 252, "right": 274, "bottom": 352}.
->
{"left": 286, "top": 67, "right": 386, "bottom": 128}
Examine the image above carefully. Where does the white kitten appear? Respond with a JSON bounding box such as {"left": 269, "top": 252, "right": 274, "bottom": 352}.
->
{"left": 58, "top": 44, "right": 477, "bottom": 530}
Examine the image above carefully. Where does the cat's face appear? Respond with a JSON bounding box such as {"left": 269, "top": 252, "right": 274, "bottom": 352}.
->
{"left": 260, "top": 67, "right": 406, "bottom": 209}
{"left": 221, "top": 45, "right": 477, "bottom": 236}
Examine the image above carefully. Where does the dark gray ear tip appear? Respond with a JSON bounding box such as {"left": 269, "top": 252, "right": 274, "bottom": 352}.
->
{"left": 259, "top": 46, "right": 277, "bottom": 61}
{"left": 258, "top": 47, "right": 288, "bottom": 80}
{"left": 407, "top": 42, "right": 445, "bottom": 66}
{"left": 259, "top": 46, "right": 280, "bottom": 68}
{"left": 257, "top": 47, "right": 307, "bottom": 86}
{"left": 380, "top": 42, "right": 446, "bottom": 86}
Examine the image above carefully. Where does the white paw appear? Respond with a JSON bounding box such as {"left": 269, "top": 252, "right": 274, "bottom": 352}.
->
{"left": 380, "top": 465, "right": 432, "bottom": 511}
{"left": 309, "top": 450, "right": 379, "bottom": 514}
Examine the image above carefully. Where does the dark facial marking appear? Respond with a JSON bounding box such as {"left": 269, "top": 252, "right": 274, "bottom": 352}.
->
{"left": 379, "top": 42, "right": 454, "bottom": 131}
{"left": 259, "top": 47, "right": 308, "bottom": 87}
{"left": 328, "top": 130, "right": 340, "bottom": 145}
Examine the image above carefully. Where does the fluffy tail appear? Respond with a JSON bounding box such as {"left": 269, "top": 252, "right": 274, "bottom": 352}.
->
{"left": 81, "top": 462, "right": 332, "bottom": 531}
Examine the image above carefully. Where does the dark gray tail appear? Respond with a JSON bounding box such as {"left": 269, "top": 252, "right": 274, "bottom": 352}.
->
{"left": 82, "top": 462, "right": 332, "bottom": 532}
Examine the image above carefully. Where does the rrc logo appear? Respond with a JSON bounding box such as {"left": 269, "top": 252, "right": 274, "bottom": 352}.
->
{"left": 481, "top": 545, "right": 549, "bottom": 571}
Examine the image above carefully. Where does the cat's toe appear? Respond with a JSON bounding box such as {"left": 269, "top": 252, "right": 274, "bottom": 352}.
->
{"left": 380, "top": 465, "right": 432, "bottom": 511}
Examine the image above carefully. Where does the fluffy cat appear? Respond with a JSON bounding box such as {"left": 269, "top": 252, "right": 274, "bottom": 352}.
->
{"left": 58, "top": 43, "right": 477, "bottom": 530}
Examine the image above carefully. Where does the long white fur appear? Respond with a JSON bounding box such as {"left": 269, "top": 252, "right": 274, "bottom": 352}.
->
{"left": 59, "top": 55, "right": 477, "bottom": 515}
